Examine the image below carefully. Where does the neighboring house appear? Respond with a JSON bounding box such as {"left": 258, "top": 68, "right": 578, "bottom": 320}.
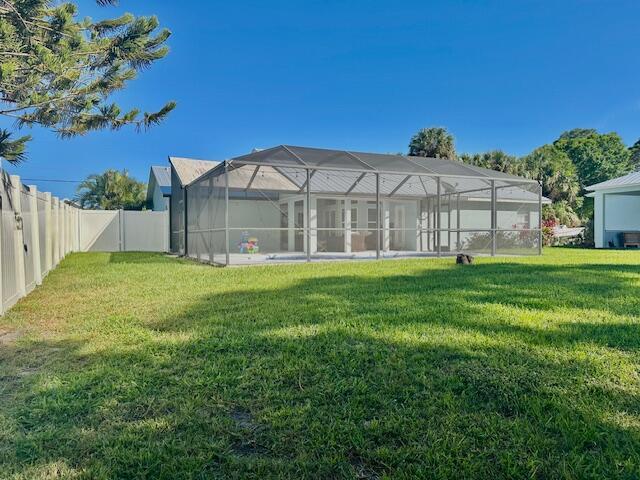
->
{"left": 586, "top": 171, "right": 640, "bottom": 248}
{"left": 168, "top": 156, "right": 220, "bottom": 254}
{"left": 146, "top": 166, "right": 172, "bottom": 211}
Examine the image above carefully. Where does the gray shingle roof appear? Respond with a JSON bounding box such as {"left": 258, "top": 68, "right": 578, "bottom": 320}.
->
{"left": 169, "top": 157, "right": 220, "bottom": 187}
{"left": 151, "top": 166, "right": 171, "bottom": 195}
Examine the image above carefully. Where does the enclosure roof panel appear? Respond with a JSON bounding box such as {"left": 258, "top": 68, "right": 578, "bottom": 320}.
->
{"left": 227, "top": 166, "right": 300, "bottom": 191}
{"left": 230, "top": 146, "right": 308, "bottom": 168}
{"left": 229, "top": 145, "right": 536, "bottom": 182}
{"left": 169, "top": 157, "right": 220, "bottom": 186}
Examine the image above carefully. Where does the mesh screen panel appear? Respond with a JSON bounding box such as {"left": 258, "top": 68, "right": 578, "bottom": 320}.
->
{"left": 186, "top": 168, "right": 226, "bottom": 264}
{"left": 496, "top": 229, "right": 540, "bottom": 255}
{"left": 287, "top": 146, "right": 372, "bottom": 171}
{"left": 170, "top": 167, "right": 185, "bottom": 255}
{"left": 496, "top": 182, "right": 540, "bottom": 230}
{"left": 181, "top": 155, "right": 541, "bottom": 264}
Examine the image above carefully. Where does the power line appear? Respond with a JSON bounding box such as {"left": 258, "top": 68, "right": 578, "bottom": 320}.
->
{"left": 21, "top": 178, "right": 82, "bottom": 183}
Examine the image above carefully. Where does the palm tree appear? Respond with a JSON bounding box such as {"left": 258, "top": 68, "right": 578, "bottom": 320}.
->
{"left": 76, "top": 170, "right": 146, "bottom": 210}
{"left": 0, "top": 130, "right": 31, "bottom": 164}
{"left": 522, "top": 145, "right": 579, "bottom": 204}
{"left": 459, "top": 151, "right": 523, "bottom": 176}
{"left": 408, "top": 127, "right": 457, "bottom": 159}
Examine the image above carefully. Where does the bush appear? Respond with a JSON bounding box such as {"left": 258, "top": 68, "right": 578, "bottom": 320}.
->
{"left": 542, "top": 219, "right": 557, "bottom": 246}
{"left": 463, "top": 230, "right": 539, "bottom": 252}
{"left": 581, "top": 217, "right": 595, "bottom": 247}
{"left": 542, "top": 202, "right": 580, "bottom": 227}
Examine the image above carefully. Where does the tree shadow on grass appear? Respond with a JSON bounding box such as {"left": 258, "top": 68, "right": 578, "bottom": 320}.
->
{"left": 1, "top": 259, "right": 640, "bottom": 479}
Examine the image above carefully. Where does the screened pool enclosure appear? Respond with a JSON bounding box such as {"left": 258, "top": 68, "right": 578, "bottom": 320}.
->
{"left": 174, "top": 145, "right": 544, "bottom": 266}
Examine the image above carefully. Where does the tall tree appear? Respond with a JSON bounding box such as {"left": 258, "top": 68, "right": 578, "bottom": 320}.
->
{"left": 408, "top": 127, "right": 456, "bottom": 159}
{"left": 459, "top": 150, "right": 523, "bottom": 176}
{"left": 0, "top": 0, "right": 175, "bottom": 162}
{"left": 630, "top": 139, "right": 640, "bottom": 170}
{"left": 554, "top": 130, "right": 632, "bottom": 189}
{"left": 76, "top": 169, "right": 146, "bottom": 210}
{"left": 521, "top": 145, "right": 582, "bottom": 227}
{"left": 521, "top": 144, "right": 579, "bottom": 204}
{"left": 556, "top": 128, "right": 597, "bottom": 141}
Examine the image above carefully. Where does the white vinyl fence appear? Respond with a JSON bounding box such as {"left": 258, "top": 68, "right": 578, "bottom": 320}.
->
{"left": 0, "top": 171, "right": 79, "bottom": 314}
{"left": 79, "top": 210, "right": 169, "bottom": 252}
{"left": 0, "top": 172, "right": 169, "bottom": 314}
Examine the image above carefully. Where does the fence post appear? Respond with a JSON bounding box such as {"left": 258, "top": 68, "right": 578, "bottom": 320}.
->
{"left": 67, "top": 203, "right": 71, "bottom": 253}
{"left": 10, "top": 175, "right": 26, "bottom": 298}
{"left": 52, "top": 197, "right": 59, "bottom": 266}
{"left": 71, "top": 206, "right": 76, "bottom": 252}
{"left": 61, "top": 201, "right": 66, "bottom": 259}
{"left": 74, "top": 207, "right": 80, "bottom": 252}
{"left": 44, "top": 192, "right": 53, "bottom": 273}
{"left": 0, "top": 177, "right": 5, "bottom": 315}
{"left": 28, "top": 186, "right": 42, "bottom": 285}
{"left": 58, "top": 199, "right": 64, "bottom": 261}
{"left": 65, "top": 202, "right": 71, "bottom": 254}
{"left": 118, "top": 209, "right": 125, "bottom": 252}
{"left": 67, "top": 204, "right": 72, "bottom": 253}
{"left": 61, "top": 201, "right": 67, "bottom": 259}
{"left": 68, "top": 204, "right": 74, "bottom": 253}
{"left": 62, "top": 202, "right": 67, "bottom": 255}
{"left": 77, "top": 208, "right": 83, "bottom": 252}
{"left": 54, "top": 198, "right": 59, "bottom": 263}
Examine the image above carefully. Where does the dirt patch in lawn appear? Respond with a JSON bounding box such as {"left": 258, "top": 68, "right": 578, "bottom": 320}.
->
{"left": 230, "top": 407, "right": 270, "bottom": 457}
{"left": 0, "top": 329, "right": 22, "bottom": 345}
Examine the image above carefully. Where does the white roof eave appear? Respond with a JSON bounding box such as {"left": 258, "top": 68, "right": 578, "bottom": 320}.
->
{"left": 586, "top": 184, "right": 640, "bottom": 195}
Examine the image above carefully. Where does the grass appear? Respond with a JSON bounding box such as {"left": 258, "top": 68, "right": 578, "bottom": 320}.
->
{"left": 1, "top": 248, "right": 639, "bottom": 479}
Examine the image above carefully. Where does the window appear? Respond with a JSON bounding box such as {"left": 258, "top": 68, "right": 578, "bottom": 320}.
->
{"left": 367, "top": 201, "right": 377, "bottom": 230}
{"left": 340, "top": 204, "right": 358, "bottom": 229}
{"left": 317, "top": 199, "right": 344, "bottom": 229}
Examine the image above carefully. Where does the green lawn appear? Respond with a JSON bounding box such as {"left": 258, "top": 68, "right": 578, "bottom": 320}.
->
{"left": 1, "top": 249, "right": 639, "bottom": 479}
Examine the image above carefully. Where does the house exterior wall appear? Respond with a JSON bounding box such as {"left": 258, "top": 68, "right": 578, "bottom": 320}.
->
{"left": 592, "top": 190, "right": 640, "bottom": 248}
{"left": 602, "top": 192, "right": 640, "bottom": 248}
{"left": 593, "top": 192, "right": 605, "bottom": 248}
{"left": 151, "top": 183, "right": 169, "bottom": 211}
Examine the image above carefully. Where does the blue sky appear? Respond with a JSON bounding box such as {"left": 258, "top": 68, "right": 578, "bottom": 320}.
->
{"left": 2, "top": 0, "right": 639, "bottom": 198}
